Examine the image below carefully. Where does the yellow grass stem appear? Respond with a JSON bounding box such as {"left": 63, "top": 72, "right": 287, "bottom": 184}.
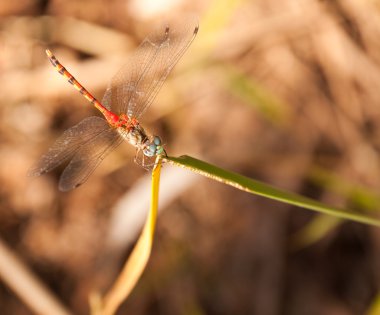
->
{"left": 96, "top": 156, "right": 162, "bottom": 315}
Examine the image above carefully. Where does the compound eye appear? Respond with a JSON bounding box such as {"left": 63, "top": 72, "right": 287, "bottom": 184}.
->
{"left": 153, "top": 136, "right": 161, "bottom": 146}
{"left": 156, "top": 146, "right": 164, "bottom": 155}
{"left": 149, "top": 144, "right": 157, "bottom": 153}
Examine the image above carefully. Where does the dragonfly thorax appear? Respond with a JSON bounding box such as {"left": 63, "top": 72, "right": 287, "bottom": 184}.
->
{"left": 117, "top": 123, "right": 148, "bottom": 147}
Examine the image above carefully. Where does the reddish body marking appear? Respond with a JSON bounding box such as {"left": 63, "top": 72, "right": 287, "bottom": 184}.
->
{"left": 46, "top": 49, "right": 120, "bottom": 125}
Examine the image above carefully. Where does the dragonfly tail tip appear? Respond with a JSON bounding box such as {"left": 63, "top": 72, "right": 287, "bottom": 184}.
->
{"left": 45, "top": 49, "right": 53, "bottom": 57}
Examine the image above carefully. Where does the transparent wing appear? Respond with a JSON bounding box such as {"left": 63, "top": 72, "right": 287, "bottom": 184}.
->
{"left": 29, "top": 117, "right": 114, "bottom": 177}
{"left": 101, "top": 16, "right": 198, "bottom": 119}
{"left": 58, "top": 123, "right": 123, "bottom": 191}
{"left": 29, "top": 116, "right": 123, "bottom": 191}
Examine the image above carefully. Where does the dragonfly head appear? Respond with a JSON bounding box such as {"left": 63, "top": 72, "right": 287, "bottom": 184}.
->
{"left": 143, "top": 136, "right": 165, "bottom": 157}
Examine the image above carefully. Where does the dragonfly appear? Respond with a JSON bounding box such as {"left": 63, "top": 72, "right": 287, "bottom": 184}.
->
{"left": 29, "top": 19, "right": 199, "bottom": 191}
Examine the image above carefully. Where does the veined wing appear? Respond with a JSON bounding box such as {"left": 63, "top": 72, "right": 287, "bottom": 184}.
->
{"left": 101, "top": 17, "right": 198, "bottom": 119}
{"left": 29, "top": 117, "right": 114, "bottom": 177}
{"left": 58, "top": 122, "right": 123, "bottom": 191}
{"left": 29, "top": 116, "right": 122, "bottom": 191}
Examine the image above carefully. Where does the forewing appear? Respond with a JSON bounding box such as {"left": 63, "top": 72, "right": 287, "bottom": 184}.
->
{"left": 101, "top": 17, "right": 198, "bottom": 119}
{"left": 29, "top": 117, "right": 112, "bottom": 177}
{"left": 58, "top": 125, "right": 123, "bottom": 191}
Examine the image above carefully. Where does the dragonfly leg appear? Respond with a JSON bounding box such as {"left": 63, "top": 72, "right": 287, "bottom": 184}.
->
{"left": 134, "top": 149, "right": 149, "bottom": 169}
{"left": 133, "top": 148, "right": 161, "bottom": 170}
{"left": 134, "top": 149, "right": 141, "bottom": 165}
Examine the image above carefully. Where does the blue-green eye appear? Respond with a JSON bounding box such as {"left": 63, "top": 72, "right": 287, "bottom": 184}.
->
{"left": 149, "top": 144, "right": 156, "bottom": 153}
{"left": 156, "top": 146, "right": 164, "bottom": 155}
{"left": 154, "top": 136, "right": 161, "bottom": 146}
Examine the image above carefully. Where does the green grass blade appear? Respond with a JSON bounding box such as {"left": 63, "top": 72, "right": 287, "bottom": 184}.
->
{"left": 164, "top": 155, "right": 380, "bottom": 227}
{"left": 289, "top": 215, "right": 342, "bottom": 250}
{"left": 308, "top": 166, "right": 380, "bottom": 212}
{"left": 222, "top": 65, "right": 290, "bottom": 125}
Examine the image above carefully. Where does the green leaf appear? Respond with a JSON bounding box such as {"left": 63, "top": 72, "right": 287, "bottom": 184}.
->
{"left": 164, "top": 155, "right": 380, "bottom": 228}
{"left": 308, "top": 166, "right": 380, "bottom": 212}
{"left": 289, "top": 215, "right": 342, "bottom": 250}
{"left": 222, "top": 65, "right": 290, "bottom": 125}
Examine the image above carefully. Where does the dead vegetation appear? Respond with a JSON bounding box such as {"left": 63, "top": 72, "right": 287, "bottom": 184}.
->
{"left": 0, "top": 0, "right": 380, "bottom": 314}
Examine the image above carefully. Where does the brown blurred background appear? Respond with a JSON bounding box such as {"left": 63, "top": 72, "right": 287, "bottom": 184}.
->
{"left": 1, "top": 0, "right": 380, "bottom": 314}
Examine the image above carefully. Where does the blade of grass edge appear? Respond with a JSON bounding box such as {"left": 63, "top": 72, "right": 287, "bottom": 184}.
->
{"left": 96, "top": 157, "right": 162, "bottom": 315}
{"left": 164, "top": 155, "right": 380, "bottom": 228}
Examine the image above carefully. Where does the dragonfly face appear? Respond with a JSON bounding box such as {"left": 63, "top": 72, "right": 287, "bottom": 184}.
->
{"left": 143, "top": 136, "right": 164, "bottom": 157}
